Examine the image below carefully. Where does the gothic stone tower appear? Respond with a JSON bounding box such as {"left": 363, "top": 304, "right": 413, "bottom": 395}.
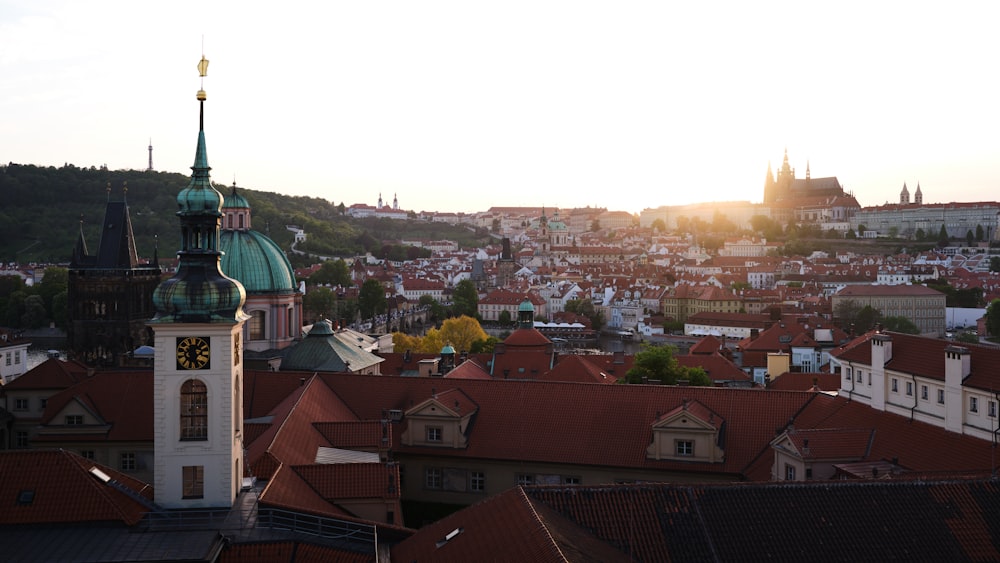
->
{"left": 67, "top": 187, "right": 161, "bottom": 366}
{"left": 147, "top": 55, "right": 249, "bottom": 509}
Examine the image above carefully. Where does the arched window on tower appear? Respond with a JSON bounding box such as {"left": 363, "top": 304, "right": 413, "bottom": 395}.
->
{"left": 180, "top": 379, "right": 208, "bottom": 440}
{"left": 249, "top": 310, "right": 265, "bottom": 341}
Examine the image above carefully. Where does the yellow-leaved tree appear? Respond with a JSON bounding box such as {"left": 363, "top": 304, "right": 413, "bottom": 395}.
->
{"left": 390, "top": 315, "right": 489, "bottom": 354}
{"left": 437, "top": 316, "right": 488, "bottom": 353}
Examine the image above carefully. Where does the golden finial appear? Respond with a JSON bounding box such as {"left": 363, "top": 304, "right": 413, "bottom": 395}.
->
{"left": 197, "top": 52, "right": 209, "bottom": 101}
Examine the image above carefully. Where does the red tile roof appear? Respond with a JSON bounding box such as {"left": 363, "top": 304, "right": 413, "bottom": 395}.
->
{"left": 35, "top": 371, "right": 152, "bottom": 443}
{"left": 293, "top": 463, "right": 399, "bottom": 500}
{"left": 0, "top": 449, "right": 150, "bottom": 525}
{"left": 768, "top": 372, "right": 841, "bottom": 392}
{"left": 391, "top": 486, "right": 631, "bottom": 562}
{"left": 677, "top": 352, "right": 750, "bottom": 384}
{"left": 4, "top": 357, "right": 88, "bottom": 390}
{"left": 543, "top": 354, "right": 618, "bottom": 384}
{"left": 314, "top": 373, "right": 813, "bottom": 477}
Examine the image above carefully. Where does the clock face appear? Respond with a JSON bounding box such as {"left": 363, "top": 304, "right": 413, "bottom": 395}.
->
{"left": 176, "top": 336, "right": 211, "bottom": 370}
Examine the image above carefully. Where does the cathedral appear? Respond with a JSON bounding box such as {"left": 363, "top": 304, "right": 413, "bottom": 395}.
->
{"left": 763, "top": 149, "right": 846, "bottom": 204}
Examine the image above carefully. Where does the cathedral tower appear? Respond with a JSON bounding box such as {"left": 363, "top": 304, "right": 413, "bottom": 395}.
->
{"left": 148, "top": 55, "right": 249, "bottom": 509}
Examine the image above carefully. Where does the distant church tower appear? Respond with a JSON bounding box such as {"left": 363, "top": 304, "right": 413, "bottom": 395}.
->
{"left": 378, "top": 192, "right": 384, "bottom": 209}
{"left": 147, "top": 139, "right": 154, "bottom": 172}
{"left": 148, "top": 55, "right": 249, "bottom": 509}
{"left": 914, "top": 183, "right": 923, "bottom": 205}
{"left": 393, "top": 193, "right": 399, "bottom": 210}
{"left": 900, "top": 182, "right": 910, "bottom": 204}
{"left": 496, "top": 237, "right": 518, "bottom": 288}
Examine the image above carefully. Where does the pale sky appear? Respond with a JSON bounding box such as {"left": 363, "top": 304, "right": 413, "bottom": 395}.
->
{"left": 2, "top": 1, "right": 999, "bottom": 214}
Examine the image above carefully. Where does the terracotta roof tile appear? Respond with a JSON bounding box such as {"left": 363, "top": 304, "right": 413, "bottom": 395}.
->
{"left": 0, "top": 449, "right": 150, "bottom": 525}
{"left": 391, "top": 487, "right": 630, "bottom": 562}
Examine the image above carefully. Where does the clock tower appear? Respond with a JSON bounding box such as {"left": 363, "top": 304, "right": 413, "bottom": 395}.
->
{"left": 148, "top": 54, "right": 250, "bottom": 509}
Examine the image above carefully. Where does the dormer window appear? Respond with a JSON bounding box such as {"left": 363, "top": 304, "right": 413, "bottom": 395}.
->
{"left": 402, "top": 389, "right": 478, "bottom": 449}
{"left": 647, "top": 400, "right": 725, "bottom": 463}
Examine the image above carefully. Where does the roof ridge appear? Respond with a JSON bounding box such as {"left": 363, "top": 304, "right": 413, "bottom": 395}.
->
{"left": 518, "top": 487, "right": 571, "bottom": 561}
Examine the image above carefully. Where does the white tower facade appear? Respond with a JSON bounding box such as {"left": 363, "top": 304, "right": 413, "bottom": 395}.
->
{"left": 148, "top": 54, "right": 249, "bottom": 509}
{"left": 152, "top": 324, "right": 244, "bottom": 507}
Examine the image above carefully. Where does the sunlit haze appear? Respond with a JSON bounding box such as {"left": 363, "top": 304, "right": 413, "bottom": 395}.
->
{"left": 2, "top": 1, "right": 999, "bottom": 214}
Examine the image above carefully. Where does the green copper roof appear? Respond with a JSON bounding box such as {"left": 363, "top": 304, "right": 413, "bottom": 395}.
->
{"left": 150, "top": 99, "right": 247, "bottom": 325}
{"left": 222, "top": 186, "right": 250, "bottom": 209}
{"left": 176, "top": 130, "right": 223, "bottom": 216}
{"left": 280, "top": 320, "right": 383, "bottom": 372}
{"left": 152, "top": 266, "right": 248, "bottom": 324}
{"left": 219, "top": 230, "right": 296, "bottom": 294}
{"left": 518, "top": 298, "right": 535, "bottom": 313}
{"left": 441, "top": 344, "right": 456, "bottom": 355}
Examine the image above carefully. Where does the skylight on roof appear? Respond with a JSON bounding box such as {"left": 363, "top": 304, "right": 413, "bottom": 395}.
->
{"left": 436, "top": 527, "right": 464, "bottom": 548}
{"left": 89, "top": 466, "right": 111, "bottom": 483}
{"left": 17, "top": 490, "right": 34, "bottom": 505}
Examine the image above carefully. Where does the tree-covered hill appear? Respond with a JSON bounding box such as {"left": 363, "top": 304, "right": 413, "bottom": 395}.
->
{"left": 0, "top": 163, "right": 489, "bottom": 264}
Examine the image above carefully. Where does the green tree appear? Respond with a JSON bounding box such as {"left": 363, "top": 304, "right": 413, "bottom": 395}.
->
{"left": 5, "top": 290, "right": 27, "bottom": 327}
{"left": 986, "top": 299, "right": 1000, "bottom": 338}
{"left": 977, "top": 224, "right": 985, "bottom": 241}
{"left": 451, "top": 279, "right": 479, "bottom": 319}
{"left": 623, "top": 344, "right": 711, "bottom": 386}
{"left": 358, "top": 279, "right": 387, "bottom": 321}
{"left": 303, "top": 286, "right": 336, "bottom": 323}
{"left": 915, "top": 228, "right": 926, "bottom": 241}
{"left": 419, "top": 294, "right": 445, "bottom": 321}
{"left": 856, "top": 305, "right": 880, "bottom": 332}
{"left": 881, "top": 316, "right": 920, "bottom": 334}
{"left": 938, "top": 224, "right": 950, "bottom": 246}
{"left": 590, "top": 219, "right": 601, "bottom": 232}
{"left": 470, "top": 335, "right": 499, "bottom": 353}
{"left": 651, "top": 218, "right": 666, "bottom": 233}
{"left": 309, "top": 259, "right": 351, "bottom": 287}
{"left": 21, "top": 295, "right": 47, "bottom": 329}
{"left": 966, "top": 230, "right": 975, "bottom": 247}
{"left": 498, "top": 309, "right": 512, "bottom": 325}
{"left": 35, "top": 266, "right": 67, "bottom": 317}
{"left": 888, "top": 226, "right": 899, "bottom": 239}
{"left": 857, "top": 224, "right": 867, "bottom": 238}
{"left": 990, "top": 257, "right": 1000, "bottom": 273}
{"left": 956, "top": 331, "right": 980, "bottom": 344}
{"left": 51, "top": 290, "right": 68, "bottom": 329}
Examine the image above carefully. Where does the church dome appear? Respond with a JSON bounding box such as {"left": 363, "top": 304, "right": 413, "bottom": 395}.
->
{"left": 222, "top": 188, "right": 250, "bottom": 210}
{"left": 220, "top": 230, "right": 296, "bottom": 294}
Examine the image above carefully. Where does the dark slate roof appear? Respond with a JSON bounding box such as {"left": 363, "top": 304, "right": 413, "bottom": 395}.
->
{"left": 520, "top": 479, "right": 1000, "bottom": 562}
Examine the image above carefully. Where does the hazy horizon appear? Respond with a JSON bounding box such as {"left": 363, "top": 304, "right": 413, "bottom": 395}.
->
{"left": 3, "top": 2, "right": 999, "bottom": 214}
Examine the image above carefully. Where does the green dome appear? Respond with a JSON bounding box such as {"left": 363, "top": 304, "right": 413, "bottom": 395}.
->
{"left": 219, "top": 230, "right": 296, "bottom": 294}
{"left": 518, "top": 298, "right": 535, "bottom": 313}
{"left": 152, "top": 264, "right": 247, "bottom": 324}
{"left": 222, "top": 186, "right": 250, "bottom": 209}
{"left": 441, "top": 344, "right": 456, "bottom": 355}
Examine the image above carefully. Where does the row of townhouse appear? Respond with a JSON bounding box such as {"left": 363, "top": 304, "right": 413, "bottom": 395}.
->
{"left": 831, "top": 331, "right": 1000, "bottom": 443}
